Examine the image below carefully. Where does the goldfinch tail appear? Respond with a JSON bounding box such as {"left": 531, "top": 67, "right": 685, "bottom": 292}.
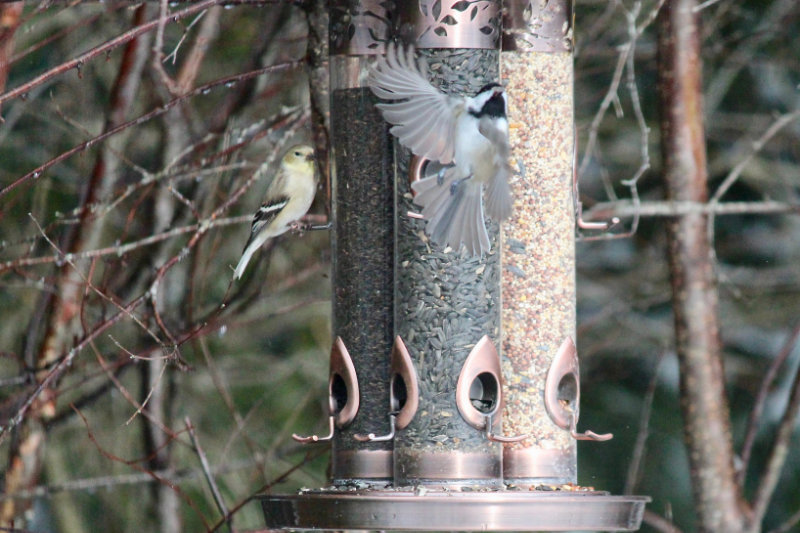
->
{"left": 233, "top": 241, "right": 259, "bottom": 280}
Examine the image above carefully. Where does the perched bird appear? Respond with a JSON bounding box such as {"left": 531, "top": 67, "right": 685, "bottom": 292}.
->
{"left": 369, "top": 43, "right": 513, "bottom": 255}
{"left": 233, "top": 145, "right": 317, "bottom": 279}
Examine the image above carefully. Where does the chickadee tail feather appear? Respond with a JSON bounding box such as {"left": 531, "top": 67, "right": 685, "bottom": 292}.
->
{"left": 412, "top": 170, "right": 490, "bottom": 256}
{"left": 484, "top": 165, "right": 513, "bottom": 222}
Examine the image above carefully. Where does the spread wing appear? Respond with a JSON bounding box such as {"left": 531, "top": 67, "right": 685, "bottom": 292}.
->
{"left": 369, "top": 43, "right": 462, "bottom": 165}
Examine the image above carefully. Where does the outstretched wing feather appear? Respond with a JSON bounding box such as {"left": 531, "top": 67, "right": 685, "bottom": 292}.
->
{"left": 369, "top": 43, "right": 461, "bottom": 165}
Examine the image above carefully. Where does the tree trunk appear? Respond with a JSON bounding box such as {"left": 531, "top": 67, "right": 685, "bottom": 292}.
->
{"left": 658, "top": 1, "right": 750, "bottom": 531}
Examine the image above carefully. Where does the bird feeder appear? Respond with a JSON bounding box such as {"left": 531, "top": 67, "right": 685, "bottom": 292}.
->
{"left": 261, "top": 0, "right": 649, "bottom": 530}
{"left": 326, "top": 0, "right": 396, "bottom": 483}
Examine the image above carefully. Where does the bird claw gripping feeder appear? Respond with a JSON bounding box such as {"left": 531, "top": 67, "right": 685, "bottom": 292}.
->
{"left": 261, "top": 0, "right": 649, "bottom": 529}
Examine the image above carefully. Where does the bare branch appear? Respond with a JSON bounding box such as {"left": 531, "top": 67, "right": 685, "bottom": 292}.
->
{"left": 207, "top": 447, "right": 328, "bottom": 533}
{"left": 749, "top": 340, "right": 800, "bottom": 527}
{"left": 624, "top": 351, "right": 666, "bottom": 495}
{"left": 738, "top": 322, "right": 800, "bottom": 486}
{"left": 185, "top": 417, "right": 231, "bottom": 532}
{"left": 0, "top": 456, "right": 263, "bottom": 502}
{"left": 693, "top": 0, "right": 726, "bottom": 12}
{"left": 0, "top": 61, "right": 302, "bottom": 199}
{"left": 709, "top": 109, "right": 800, "bottom": 204}
{"left": 175, "top": 5, "right": 222, "bottom": 92}
{"left": 769, "top": 507, "right": 800, "bottom": 533}
{"left": 0, "top": 2, "right": 24, "bottom": 101}
{"left": 0, "top": 0, "right": 225, "bottom": 107}
{"left": 704, "top": 0, "right": 797, "bottom": 115}
{"left": 71, "top": 406, "right": 210, "bottom": 529}
{"left": 0, "top": 215, "right": 249, "bottom": 273}
{"left": 577, "top": 0, "right": 665, "bottom": 237}
{"left": 151, "top": 0, "right": 182, "bottom": 96}
{"left": 644, "top": 510, "right": 684, "bottom": 533}
{"left": 91, "top": 343, "right": 177, "bottom": 437}
{"left": 0, "top": 294, "right": 146, "bottom": 446}
{"left": 584, "top": 199, "right": 799, "bottom": 220}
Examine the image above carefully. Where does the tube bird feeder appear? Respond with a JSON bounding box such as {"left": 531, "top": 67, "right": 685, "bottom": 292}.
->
{"left": 261, "top": 1, "right": 649, "bottom": 530}
{"left": 392, "top": 0, "right": 507, "bottom": 488}
{"left": 327, "top": 0, "right": 396, "bottom": 483}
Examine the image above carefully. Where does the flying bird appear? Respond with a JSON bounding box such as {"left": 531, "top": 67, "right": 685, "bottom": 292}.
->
{"left": 369, "top": 43, "right": 513, "bottom": 255}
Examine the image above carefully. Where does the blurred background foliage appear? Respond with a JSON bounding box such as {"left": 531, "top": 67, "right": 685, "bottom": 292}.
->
{"left": 575, "top": 1, "right": 800, "bottom": 531}
{"left": 0, "top": 1, "right": 797, "bottom": 532}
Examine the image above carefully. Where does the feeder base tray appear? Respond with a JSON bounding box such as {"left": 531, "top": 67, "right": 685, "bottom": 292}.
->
{"left": 261, "top": 487, "right": 649, "bottom": 531}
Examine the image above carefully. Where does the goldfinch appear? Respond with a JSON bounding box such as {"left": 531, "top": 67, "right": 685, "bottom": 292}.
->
{"left": 233, "top": 145, "right": 317, "bottom": 279}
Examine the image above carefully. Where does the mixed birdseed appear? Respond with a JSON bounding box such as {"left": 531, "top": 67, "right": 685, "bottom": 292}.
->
{"left": 500, "top": 50, "right": 576, "bottom": 481}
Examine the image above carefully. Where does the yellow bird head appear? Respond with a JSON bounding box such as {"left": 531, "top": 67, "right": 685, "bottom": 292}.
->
{"left": 282, "top": 144, "right": 316, "bottom": 174}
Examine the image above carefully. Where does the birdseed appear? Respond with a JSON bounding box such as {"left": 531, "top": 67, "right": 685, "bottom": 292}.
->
{"left": 500, "top": 50, "right": 576, "bottom": 482}
{"left": 330, "top": 84, "right": 395, "bottom": 460}
{"left": 393, "top": 48, "right": 503, "bottom": 486}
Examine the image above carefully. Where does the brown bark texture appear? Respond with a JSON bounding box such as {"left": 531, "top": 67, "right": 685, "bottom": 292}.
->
{"left": 657, "top": 1, "right": 750, "bottom": 531}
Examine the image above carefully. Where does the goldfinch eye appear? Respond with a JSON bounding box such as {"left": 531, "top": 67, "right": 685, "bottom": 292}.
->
{"left": 294, "top": 151, "right": 301, "bottom": 156}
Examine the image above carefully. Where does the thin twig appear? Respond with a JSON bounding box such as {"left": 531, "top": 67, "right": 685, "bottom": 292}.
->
{"left": 643, "top": 510, "right": 683, "bottom": 533}
{"left": 164, "top": 10, "right": 208, "bottom": 65}
{"left": 29, "top": 214, "right": 166, "bottom": 348}
{"left": 769, "top": 506, "right": 800, "bottom": 533}
{"left": 0, "top": 293, "right": 146, "bottom": 447}
{"left": 711, "top": 113, "right": 800, "bottom": 202}
{"left": 0, "top": 215, "right": 249, "bottom": 273}
{"left": 175, "top": 5, "right": 221, "bottom": 92}
{"left": 91, "top": 342, "right": 179, "bottom": 438}
{"left": 72, "top": 406, "right": 210, "bottom": 529}
{"left": 185, "top": 417, "right": 231, "bottom": 532}
{"left": 0, "top": 456, "right": 263, "bottom": 502}
{"left": 618, "top": 0, "right": 650, "bottom": 236}
{"left": 692, "top": 0, "right": 726, "bottom": 11}
{"left": 577, "top": 0, "right": 665, "bottom": 238}
{"left": 749, "top": 339, "right": 800, "bottom": 527}
{"left": 0, "top": 0, "right": 224, "bottom": 107}
{"left": 624, "top": 351, "right": 666, "bottom": 494}
{"left": 738, "top": 322, "right": 800, "bottom": 486}
{"left": 0, "top": 61, "right": 302, "bottom": 199}
{"left": 578, "top": 0, "right": 665, "bottom": 179}
{"left": 207, "top": 447, "right": 329, "bottom": 533}
{"left": 709, "top": 109, "right": 800, "bottom": 204}
{"left": 584, "top": 199, "right": 799, "bottom": 220}
{"left": 704, "top": 0, "right": 796, "bottom": 115}
{"left": 198, "top": 336, "right": 265, "bottom": 471}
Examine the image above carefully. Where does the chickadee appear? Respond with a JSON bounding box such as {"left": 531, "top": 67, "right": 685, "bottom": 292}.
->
{"left": 233, "top": 144, "right": 317, "bottom": 279}
{"left": 369, "top": 43, "right": 512, "bottom": 255}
